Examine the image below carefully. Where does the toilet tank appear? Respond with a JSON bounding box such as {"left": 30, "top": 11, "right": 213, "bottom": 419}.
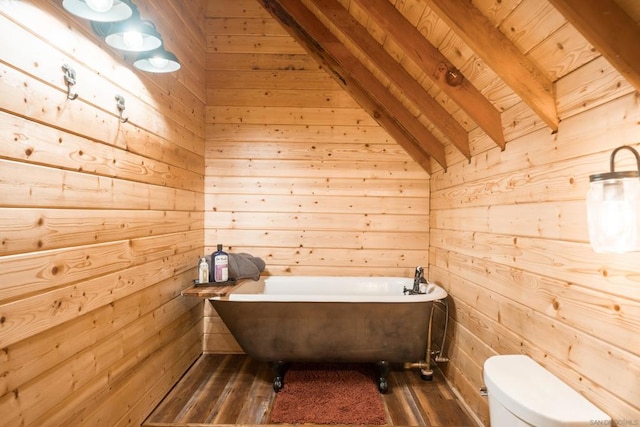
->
{"left": 483, "top": 355, "right": 610, "bottom": 427}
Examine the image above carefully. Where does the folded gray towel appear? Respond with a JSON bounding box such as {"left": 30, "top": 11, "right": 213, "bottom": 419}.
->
{"left": 228, "top": 253, "right": 265, "bottom": 281}
{"left": 205, "top": 252, "right": 265, "bottom": 281}
{"left": 237, "top": 252, "right": 265, "bottom": 272}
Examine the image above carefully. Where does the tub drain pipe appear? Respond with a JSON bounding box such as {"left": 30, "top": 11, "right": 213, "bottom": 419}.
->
{"left": 404, "top": 300, "right": 435, "bottom": 378}
{"left": 434, "top": 298, "right": 449, "bottom": 363}
{"left": 403, "top": 361, "right": 433, "bottom": 377}
{"left": 404, "top": 297, "right": 449, "bottom": 378}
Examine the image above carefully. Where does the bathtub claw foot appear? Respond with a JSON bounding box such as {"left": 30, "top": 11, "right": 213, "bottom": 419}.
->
{"left": 376, "top": 361, "right": 390, "bottom": 394}
{"left": 271, "top": 361, "right": 287, "bottom": 392}
{"left": 378, "top": 378, "right": 389, "bottom": 393}
{"left": 273, "top": 376, "right": 283, "bottom": 392}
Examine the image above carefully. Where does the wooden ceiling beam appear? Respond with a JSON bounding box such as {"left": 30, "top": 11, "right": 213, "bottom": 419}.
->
{"left": 352, "top": 0, "right": 505, "bottom": 150}
{"left": 259, "top": 0, "right": 446, "bottom": 171}
{"left": 424, "top": 0, "right": 559, "bottom": 132}
{"left": 309, "top": 0, "right": 470, "bottom": 160}
{"left": 548, "top": 0, "right": 640, "bottom": 95}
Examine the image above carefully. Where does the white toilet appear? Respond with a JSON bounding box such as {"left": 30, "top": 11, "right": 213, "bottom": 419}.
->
{"left": 483, "top": 355, "right": 611, "bottom": 426}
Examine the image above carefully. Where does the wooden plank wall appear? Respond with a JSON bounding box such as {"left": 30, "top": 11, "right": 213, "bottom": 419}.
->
{"left": 202, "top": 1, "right": 640, "bottom": 426}
{"left": 0, "top": 0, "right": 207, "bottom": 425}
{"left": 430, "top": 51, "right": 640, "bottom": 426}
{"left": 203, "top": 0, "right": 431, "bottom": 352}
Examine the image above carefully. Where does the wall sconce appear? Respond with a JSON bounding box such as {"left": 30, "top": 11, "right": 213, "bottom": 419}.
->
{"left": 133, "top": 48, "right": 181, "bottom": 73}
{"left": 62, "top": 0, "right": 180, "bottom": 73}
{"left": 62, "top": 0, "right": 132, "bottom": 22}
{"left": 99, "top": 20, "right": 162, "bottom": 52}
{"left": 92, "top": 11, "right": 162, "bottom": 53}
{"left": 586, "top": 145, "right": 640, "bottom": 253}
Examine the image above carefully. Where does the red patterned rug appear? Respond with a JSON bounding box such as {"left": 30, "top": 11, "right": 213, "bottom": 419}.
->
{"left": 270, "top": 363, "right": 387, "bottom": 425}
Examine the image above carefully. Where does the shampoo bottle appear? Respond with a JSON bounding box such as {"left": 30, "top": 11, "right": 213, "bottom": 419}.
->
{"left": 197, "top": 257, "right": 209, "bottom": 284}
{"left": 212, "top": 244, "right": 229, "bottom": 282}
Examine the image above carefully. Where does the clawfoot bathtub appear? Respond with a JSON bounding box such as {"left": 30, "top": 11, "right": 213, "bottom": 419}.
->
{"left": 209, "top": 275, "right": 447, "bottom": 393}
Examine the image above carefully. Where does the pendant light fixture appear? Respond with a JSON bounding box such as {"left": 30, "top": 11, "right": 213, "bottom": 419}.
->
{"left": 586, "top": 145, "right": 640, "bottom": 253}
{"left": 62, "top": 0, "right": 132, "bottom": 22}
{"left": 133, "top": 48, "right": 181, "bottom": 73}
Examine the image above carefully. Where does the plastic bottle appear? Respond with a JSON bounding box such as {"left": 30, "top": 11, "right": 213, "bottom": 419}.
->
{"left": 197, "top": 257, "right": 209, "bottom": 284}
{"left": 212, "top": 244, "right": 229, "bottom": 282}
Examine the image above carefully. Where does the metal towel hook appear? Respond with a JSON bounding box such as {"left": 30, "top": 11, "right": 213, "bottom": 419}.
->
{"left": 115, "top": 94, "right": 128, "bottom": 123}
{"left": 62, "top": 63, "right": 78, "bottom": 100}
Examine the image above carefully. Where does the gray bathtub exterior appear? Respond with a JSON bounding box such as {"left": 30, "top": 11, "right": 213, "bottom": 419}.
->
{"left": 209, "top": 278, "right": 437, "bottom": 363}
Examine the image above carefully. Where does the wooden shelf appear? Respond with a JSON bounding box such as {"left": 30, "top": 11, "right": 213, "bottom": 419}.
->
{"left": 181, "top": 281, "right": 241, "bottom": 298}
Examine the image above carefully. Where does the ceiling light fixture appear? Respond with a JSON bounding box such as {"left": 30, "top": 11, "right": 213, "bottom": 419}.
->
{"left": 62, "top": 0, "right": 132, "bottom": 22}
{"left": 587, "top": 145, "right": 640, "bottom": 253}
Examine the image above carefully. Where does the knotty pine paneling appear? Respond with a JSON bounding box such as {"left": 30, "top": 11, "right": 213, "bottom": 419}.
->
{"left": 0, "top": 0, "right": 206, "bottom": 425}
{"left": 430, "top": 87, "right": 640, "bottom": 426}
{"left": 204, "top": 0, "right": 430, "bottom": 353}
{"left": 199, "top": 0, "right": 638, "bottom": 425}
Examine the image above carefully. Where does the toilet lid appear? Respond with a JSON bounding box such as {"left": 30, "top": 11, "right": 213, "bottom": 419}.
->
{"left": 483, "top": 355, "right": 610, "bottom": 427}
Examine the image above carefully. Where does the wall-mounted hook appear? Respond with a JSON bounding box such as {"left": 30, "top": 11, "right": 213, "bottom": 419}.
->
{"left": 62, "top": 63, "right": 78, "bottom": 100}
{"left": 115, "top": 94, "right": 128, "bottom": 123}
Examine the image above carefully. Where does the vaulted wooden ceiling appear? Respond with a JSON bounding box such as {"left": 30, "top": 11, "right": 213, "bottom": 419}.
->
{"left": 255, "top": 0, "right": 640, "bottom": 173}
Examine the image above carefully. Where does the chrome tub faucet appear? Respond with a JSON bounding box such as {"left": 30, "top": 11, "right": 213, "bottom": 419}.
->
{"left": 404, "top": 266, "right": 425, "bottom": 294}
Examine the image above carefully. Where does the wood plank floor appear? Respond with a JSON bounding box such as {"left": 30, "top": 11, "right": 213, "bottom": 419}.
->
{"left": 143, "top": 354, "right": 476, "bottom": 427}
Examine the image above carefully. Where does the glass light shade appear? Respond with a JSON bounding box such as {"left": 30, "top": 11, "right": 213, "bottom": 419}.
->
{"left": 105, "top": 20, "right": 162, "bottom": 52}
{"left": 587, "top": 178, "right": 640, "bottom": 253}
{"left": 587, "top": 145, "right": 640, "bottom": 253}
{"left": 133, "top": 49, "right": 181, "bottom": 73}
{"left": 62, "top": 0, "right": 132, "bottom": 22}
